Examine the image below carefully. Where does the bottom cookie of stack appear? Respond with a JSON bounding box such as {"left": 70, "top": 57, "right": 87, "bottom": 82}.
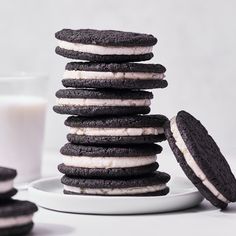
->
{"left": 61, "top": 172, "right": 170, "bottom": 196}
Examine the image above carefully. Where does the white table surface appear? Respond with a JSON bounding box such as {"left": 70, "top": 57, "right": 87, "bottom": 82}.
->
{"left": 16, "top": 148, "right": 236, "bottom": 236}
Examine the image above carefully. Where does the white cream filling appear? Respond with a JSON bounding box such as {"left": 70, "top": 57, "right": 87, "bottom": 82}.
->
{"left": 58, "top": 40, "right": 153, "bottom": 55}
{"left": 0, "top": 214, "right": 33, "bottom": 228}
{"left": 0, "top": 180, "right": 13, "bottom": 193}
{"left": 63, "top": 70, "right": 165, "bottom": 80}
{"left": 64, "top": 184, "right": 166, "bottom": 195}
{"left": 170, "top": 117, "right": 230, "bottom": 203}
{"left": 63, "top": 155, "right": 157, "bottom": 169}
{"left": 57, "top": 98, "right": 150, "bottom": 107}
{"left": 69, "top": 127, "right": 164, "bottom": 136}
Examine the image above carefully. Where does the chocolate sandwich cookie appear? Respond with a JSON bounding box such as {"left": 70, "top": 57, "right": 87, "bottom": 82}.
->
{"left": 0, "top": 167, "right": 17, "bottom": 200}
{"left": 165, "top": 110, "right": 236, "bottom": 209}
{"left": 0, "top": 199, "right": 38, "bottom": 236}
{"left": 55, "top": 29, "right": 157, "bottom": 62}
{"left": 61, "top": 171, "right": 170, "bottom": 196}
{"left": 59, "top": 143, "right": 162, "bottom": 178}
{"left": 65, "top": 115, "right": 168, "bottom": 145}
{"left": 53, "top": 89, "right": 152, "bottom": 116}
{"left": 62, "top": 62, "right": 168, "bottom": 89}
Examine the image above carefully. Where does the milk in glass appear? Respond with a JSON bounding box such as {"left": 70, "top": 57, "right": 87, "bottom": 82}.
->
{"left": 0, "top": 75, "right": 47, "bottom": 183}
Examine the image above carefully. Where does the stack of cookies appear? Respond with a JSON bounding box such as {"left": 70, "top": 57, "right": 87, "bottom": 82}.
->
{"left": 0, "top": 166, "right": 38, "bottom": 235}
{"left": 54, "top": 29, "right": 170, "bottom": 196}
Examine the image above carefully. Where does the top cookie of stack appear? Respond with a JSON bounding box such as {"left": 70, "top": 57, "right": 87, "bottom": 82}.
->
{"left": 54, "top": 29, "right": 170, "bottom": 197}
{"left": 56, "top": 29, "right": 157, "bottom": 62}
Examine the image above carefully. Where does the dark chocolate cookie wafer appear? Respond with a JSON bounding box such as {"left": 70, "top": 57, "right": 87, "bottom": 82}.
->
{"left": 165, "top": 110, "right": 236, "bottom": 209}
{"left": 61, "top": 171, "right": 170, "bottom": 196}
{"left": 62, "top": 62, "right": 167, "bottom": 89}
{"left": 0, "top": 166, "right": 17, "bottom": 200}
{"left": 55, "top": 29, "right": 157, "bottom": 62}
{"left": 53, "top": 89, "right": 152, "bottom": 116}
{"left": 61, "top": 143, "right": 162, "bottom": 157}
{"left": 0, "top": 199, "right": 38, "bottom": 235}
{"left": 58, "top": 162, "right": 159, "bottom": 178}
{"left": 65, "top": 115, "right": 168, "bottom": 145}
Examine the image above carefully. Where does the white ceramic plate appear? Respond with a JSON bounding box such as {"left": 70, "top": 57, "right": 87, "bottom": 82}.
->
{"left": 28, "top": 176, "right": 204, "bottom": 215}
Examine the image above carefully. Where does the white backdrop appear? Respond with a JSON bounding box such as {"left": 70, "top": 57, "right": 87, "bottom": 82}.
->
{"left": 0, "top": 0, "right": 235, "bottom": 154}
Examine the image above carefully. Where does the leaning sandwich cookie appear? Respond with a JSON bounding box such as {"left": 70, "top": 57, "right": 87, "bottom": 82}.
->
{"left": 53, "top": 89, "right": 153, "bottom": 116}
{"left": 165, "top": 110, "right": 236, "bottom": 209}
{"left": 55, "top": 29, "right": 157, "bottom": 62}
{"left": 62, "top": 62, "right": 167, "bottom": 89}
{"left": 0, "top": 167, "right": 17, "bottom": 200}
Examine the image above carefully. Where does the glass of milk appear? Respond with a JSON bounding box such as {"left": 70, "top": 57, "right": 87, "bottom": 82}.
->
{"left": 0, "top": 74, "right": 48, "bottom": 183}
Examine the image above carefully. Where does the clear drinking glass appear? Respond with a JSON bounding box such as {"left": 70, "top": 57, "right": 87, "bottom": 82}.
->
{"left": 0, "top": 74, "right": 48, "bottom": 183}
